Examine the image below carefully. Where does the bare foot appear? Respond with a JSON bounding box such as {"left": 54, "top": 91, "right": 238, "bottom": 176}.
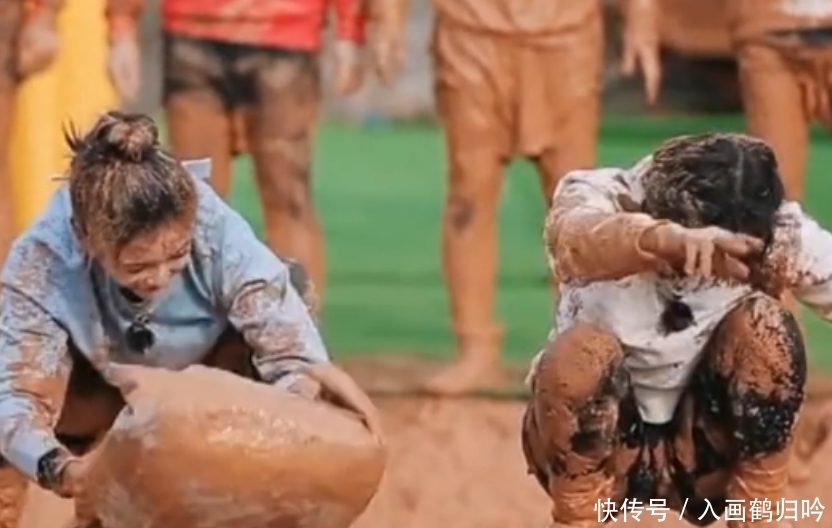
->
{"left": 421, "top": 357, "right": 504, "bottom": 396}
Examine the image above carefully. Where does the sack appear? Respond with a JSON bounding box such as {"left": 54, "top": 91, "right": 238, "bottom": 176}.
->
{"left": 75, "top": 365, "right": 386, "bottom": 528}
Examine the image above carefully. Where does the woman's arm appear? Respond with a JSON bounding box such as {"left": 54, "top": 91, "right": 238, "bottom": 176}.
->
{"left": 780, "top": 204, "right": 832, "bottom": 320}
{"left": 216, "top": 206, "right": 329, "bottom": 390}
{"left": 545, "top": 168, "right": 664, "bottom": 284}
{"left": 0, "top": 285, "right": 71, "bottom": 482}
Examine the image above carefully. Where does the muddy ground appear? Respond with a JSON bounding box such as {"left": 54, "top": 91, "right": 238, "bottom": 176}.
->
{"left": 17, "top": 358, "right": 832, "bottom": 528}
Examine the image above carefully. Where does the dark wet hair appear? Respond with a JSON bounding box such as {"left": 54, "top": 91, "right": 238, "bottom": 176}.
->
{"left": 641, "top": 132, "right": 785, "bottom": 246}
{"left": 65, "top": 111, "right": 197, "bottom": 255}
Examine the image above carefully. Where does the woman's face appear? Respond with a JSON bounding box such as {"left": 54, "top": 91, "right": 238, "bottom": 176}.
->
{"left": 103, "top": 222, "right": 193, "bottom": 300}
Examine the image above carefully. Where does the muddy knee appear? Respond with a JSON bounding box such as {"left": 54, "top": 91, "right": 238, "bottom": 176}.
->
{"left": 711, "top": 295, "right": 806, "bottom": 457}
{"left": 527, "top": 323, "right": 628, "bottom": 460}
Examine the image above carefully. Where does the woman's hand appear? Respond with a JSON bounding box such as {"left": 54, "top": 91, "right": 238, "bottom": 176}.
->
{"left": 301, "top": 363, "right": 384, "bottom": 442}
{"left": 640, "top": 223, "right": 765, "bottom": 281}
{"left": 54, "top": 455, "right": 92, "bottom": 498}
{"left": 16, "top": 10, "right": 59, "bottom": 77}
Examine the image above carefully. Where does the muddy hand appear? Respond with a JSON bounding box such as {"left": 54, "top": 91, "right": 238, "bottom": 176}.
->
{"left": 107, "top": 35, "right": 142, "bottom": 103}
{"left": 303, "top": 363, "right": 385, "bottom": 442}
{"left": 16, "top": 11, "right": 59, "bottom": 77}
{"left": 622, "top": 41, "right": 661, "bottom": 105}
{"left": 54, "top": 452, "right": 98, "bottom": 499}
{"left": 621, "top": 0, "right": 661, "bottom": 105}
{"left": 102, "top": 362, "right": 141, "bottom": 398}
{"left": 642, "top": 223, "right": 764, "bottom": 281}
{"left": 372, "top": 34, "right": 404, "bottom": 86}
{"left": 333, "top": 40, "right": 364, "bottom": 96}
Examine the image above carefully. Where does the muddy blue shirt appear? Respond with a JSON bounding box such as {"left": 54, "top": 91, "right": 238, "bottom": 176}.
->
{"left": 0, "top": 159, "right": 329, "bottom": 480}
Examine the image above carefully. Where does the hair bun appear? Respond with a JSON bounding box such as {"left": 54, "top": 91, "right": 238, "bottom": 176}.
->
{"left": 98, "top": 111, "right": 159, "bottom": 162}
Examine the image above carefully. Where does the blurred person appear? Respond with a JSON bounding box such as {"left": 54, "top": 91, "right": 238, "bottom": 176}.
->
{"left": 0, "top": 0, "right": 62, "bottom": 268}
{"left": 523, "top": 133, "right": 821, "bottom": 528}
{"left": 104, "top": 0, "right": 392, "bottom": 302}
{"left": 731, "top": 0, "right": 832, "bottom": 201}
{"left": 0, "top": 112, "right": 379, "bottom": 528}
{"left": 374, "top": 0, "right": 662, "bottom": 395}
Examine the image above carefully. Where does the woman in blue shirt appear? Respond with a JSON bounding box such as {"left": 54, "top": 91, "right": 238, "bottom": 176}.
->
{"left": 0, "top": 111, "right": 376, "bottom": 524}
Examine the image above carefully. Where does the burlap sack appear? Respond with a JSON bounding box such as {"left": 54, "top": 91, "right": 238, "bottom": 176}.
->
{"left": 74, "top": 365, "right": 387, "bottom": 528}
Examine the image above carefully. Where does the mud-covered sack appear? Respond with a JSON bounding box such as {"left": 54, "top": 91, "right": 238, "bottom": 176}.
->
{"left": 75, "top": 365, "right": 387, "bottom": 528}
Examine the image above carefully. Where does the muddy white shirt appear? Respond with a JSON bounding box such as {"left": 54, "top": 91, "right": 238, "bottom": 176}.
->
{"left": 0, "top": 159, "right": 328, "bottom": 481}
{"left": 529, "top": 157, "right": 832, "bottom": 424}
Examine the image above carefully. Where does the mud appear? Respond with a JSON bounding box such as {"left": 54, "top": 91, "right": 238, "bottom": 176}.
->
{"left": 16, "top": 366, "right": 832, "bottom": 528}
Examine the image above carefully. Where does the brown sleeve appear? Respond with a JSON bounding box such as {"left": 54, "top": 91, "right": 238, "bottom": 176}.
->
{"left": 105, "top": 0, "right": 146, "bottom": 41}
{"left": 544, "top": 171, "right": 663, "bottom": 283}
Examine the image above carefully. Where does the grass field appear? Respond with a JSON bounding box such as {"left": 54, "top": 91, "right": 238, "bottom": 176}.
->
{"left": 221, "top": 115, "right": 832, "bottom": 369}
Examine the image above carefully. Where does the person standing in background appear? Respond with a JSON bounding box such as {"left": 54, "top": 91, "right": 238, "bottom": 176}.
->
{"left": 0, "top": 0, "right": 61, "bottom": 268}
{"left": 103, "top": 0, "right": 381, "bottom": 305}
{"left": 731, "top": 0, "right": 832, "bottom": 201}
{"left": 375, "top": 0, "right": 663, "bottom": 395}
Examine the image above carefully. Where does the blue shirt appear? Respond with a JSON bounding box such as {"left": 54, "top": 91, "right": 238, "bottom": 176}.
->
{"left": 0, "top": 159, "right": 329, "bottom": 480}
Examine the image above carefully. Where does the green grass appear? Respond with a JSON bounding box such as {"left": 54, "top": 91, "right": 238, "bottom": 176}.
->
{"left": 222, "top": 115, "right": 832, "bottom": 369}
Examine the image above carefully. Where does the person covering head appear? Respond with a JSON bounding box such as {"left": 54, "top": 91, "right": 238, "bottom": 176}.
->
{"left": 524, "top": 132, "right": 831, "bottom": 528}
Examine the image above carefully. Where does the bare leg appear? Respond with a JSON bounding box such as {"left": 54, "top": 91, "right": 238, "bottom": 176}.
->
{"left": 523, "top": 323, "right": 630, "bottom": 526}
{"left": 166, "top": 91, "right": 234, "bottom": 198}
{"left": 247, "top": 51, "right": 326, "bottom": 297}
{"left": 533, "top": 97, "right": 599, "bottom": 207}
{"left": 162, "top": 34, "right": 234, "bottom": 198}
{"left": 678, "top": 295, "right": 805, "bottom": 527}
{"left": 534, "top": 90, "right": 599, "bottom": 297}
{"left": 738, "top": 43, "right": 809, "bottom": 201}
{"left": 422, "top": 24, "right": 508, "bottom": 395}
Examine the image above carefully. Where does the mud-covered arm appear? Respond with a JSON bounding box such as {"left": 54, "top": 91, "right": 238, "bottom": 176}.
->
{"left": 217, "top": 206, "right": 330, "bottom": 389}
{"left": 105, "top": 0, "right": 145, "bottom": 42}
{"left": 0, "top": 286, "right": 71, "bottom": 481}
{"left": 545, "top": 169, "right": 664, "bottom": 283}
{"left": 329, "top": 0, "right": 367, "bottom": 43}
{"left": 783, "top": 205, "right": 832, "bottom": 320}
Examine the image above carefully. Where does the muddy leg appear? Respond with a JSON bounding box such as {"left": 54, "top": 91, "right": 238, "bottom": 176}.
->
{"left": 422, "top": 135, "right": 506, "bottom": 394}
{"left": 689, "top": 295, "right": 806, "bottom": 528}
{"left": 738, "top": 44, "right": 807, "bottom": 325}
{"left": 533, "top": 93, "right": 599, "bottom": 297}
{"left": 247, "top": 50, "right": 325, "bottom": 297}
{"left": 522, "top": 323, "right": 630, "bottom": 526}
{"left": 533, "top": 98, "right": 599, "bottom": 207}
{"left": 421, "top": 48, "right": 508, "bottom": 394}
{"left": 162, "top": 34, "right": 234, "bottom": 198}
{"left": 0, "top": 1, "right": 20, "bottom": 268}
{"left": 738, "top": 44, "right": 808, "bottom": 201}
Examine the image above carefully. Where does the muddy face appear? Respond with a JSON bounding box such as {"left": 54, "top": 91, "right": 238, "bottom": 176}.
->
{"left": 96, "top": 221, "right": 193, "bottom": 300}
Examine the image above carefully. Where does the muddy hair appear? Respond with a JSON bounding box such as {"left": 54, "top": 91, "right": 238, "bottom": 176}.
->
{"left": 65, "top": 111, "right": 198, "bottom": 255}
{"left": 641, "top": 132, "right": 785, "bottom": 247}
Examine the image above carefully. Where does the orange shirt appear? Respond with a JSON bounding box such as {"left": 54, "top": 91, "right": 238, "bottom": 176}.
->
{"left": 107, "top": 0, "right": 366, "bottom": 51}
